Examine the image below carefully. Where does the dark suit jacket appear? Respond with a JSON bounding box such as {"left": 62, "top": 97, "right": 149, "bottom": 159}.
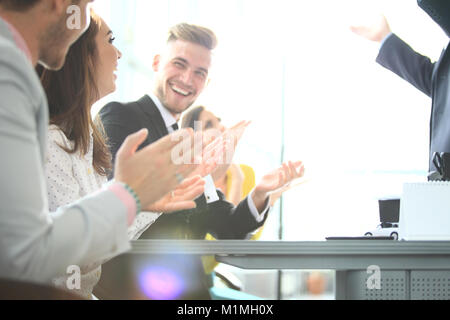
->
{"left": 376, "top": 33, "right": 450, "bottom": 171}
{"left": 95, "top": 95, "right": 268, "bottom": 299}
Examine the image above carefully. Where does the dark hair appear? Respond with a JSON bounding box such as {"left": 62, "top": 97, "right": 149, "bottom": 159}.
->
{"left": 181, "top": 106, "right": 205, "bottom": 130}
{"left": 0, "top": 0, "right": 82, "bottom": 11}
{"left": 168, "top": 23, "right": 217, "bottom": 51}
{"left": 0, "top": 0, "right": 40, "bottom": 11}
{"left": 38, "top": 12, "right": 112, "bottom": 176}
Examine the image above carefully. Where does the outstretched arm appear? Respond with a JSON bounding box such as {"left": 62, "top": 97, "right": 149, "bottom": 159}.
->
{"left": 350, "top": 14, "right": 391, "bottom": 43}
{"left": 351, "top": 14, "right": 435, "bottom": 97}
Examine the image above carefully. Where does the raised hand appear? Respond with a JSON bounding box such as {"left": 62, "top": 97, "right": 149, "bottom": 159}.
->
{"left": 350, "top": 14, "right": 391, "bottom": 43}
{"left": 210, "top": 120, "right": 251, "bottom": 181}
{"left": 187, "top": 120, "right": 251, "bottom": 180}
{"left": 146, "top": 175, "right": 206, "bottom": 213}
{"left": 186, "top": 134, "right": 226, "bottom": 178}
{"left": 114, "top": 128, "right": 201, "bottom": 210}
{"left": 269, "top": 176, "right": 308, "bottom": 207}
{"left": 252, "top": 161, "right": 305, "bottom": 212}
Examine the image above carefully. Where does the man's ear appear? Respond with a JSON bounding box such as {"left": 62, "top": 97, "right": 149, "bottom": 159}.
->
{"left": 152, "top": 54, "right": 161, "bottom": 72}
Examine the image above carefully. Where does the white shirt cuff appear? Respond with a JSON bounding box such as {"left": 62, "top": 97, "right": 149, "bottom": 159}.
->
{"left": 203, "top": 175, "right": 220, "bottom": 203}
{"left": 247, "top": 189, "right": 269, "bottom": 223}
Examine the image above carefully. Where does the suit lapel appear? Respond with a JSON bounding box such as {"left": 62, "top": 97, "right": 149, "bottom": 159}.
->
{"left": 136, "top": 95, "right": 169, "bottom": 143}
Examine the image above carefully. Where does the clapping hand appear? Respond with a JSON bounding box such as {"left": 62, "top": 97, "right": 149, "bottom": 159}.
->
{"left": 186, "top": 133, "right": 227, "bottom": 178}
{"left": 146, "top": 175, "right": 206, "bottom": 213}
{"left": 188, "top": 120, "right": 251, "bottom": 179}
{"left": 252, "top": 161, "right": 305, "bottom": 212}
{"left": 209, "top": 120, "right": 251, "bottom": 181}
{"left": 114, "top": 128, "right": 202, "bottom": 210}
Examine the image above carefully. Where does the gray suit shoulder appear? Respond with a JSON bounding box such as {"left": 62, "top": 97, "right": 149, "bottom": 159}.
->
{"left": 0, "top": 37, "right": 45, "bottom": 113}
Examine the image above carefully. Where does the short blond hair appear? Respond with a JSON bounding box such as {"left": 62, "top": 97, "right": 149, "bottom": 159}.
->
{"left": 168, "top": 23, "right": 217, "bottom": 51}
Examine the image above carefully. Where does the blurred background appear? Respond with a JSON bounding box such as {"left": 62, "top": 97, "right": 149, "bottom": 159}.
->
{"left": 92, "top": 0, "right": 448, "bottom": 299}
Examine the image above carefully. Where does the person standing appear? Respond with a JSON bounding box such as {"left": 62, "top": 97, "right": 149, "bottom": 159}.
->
{"left": 351, "top": 0, "right": 450, "bottom": 172}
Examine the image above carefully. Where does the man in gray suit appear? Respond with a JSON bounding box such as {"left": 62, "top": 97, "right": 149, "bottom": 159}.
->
{"left": 0, "top": 0, "right": 203, "bottom": 296}
{"left": 351, "top": 0, "right": 450, "bottom": 173}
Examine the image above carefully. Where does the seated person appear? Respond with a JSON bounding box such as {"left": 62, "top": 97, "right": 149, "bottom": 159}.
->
{"left": 97, "top": 22, "right": 304, "bottom": 300}
{"left": 181, "top": 106, "right": 255, "bottom": 206}
{"left": 182, "top": 106, "right": 259, "bottom": 277}
{"left": 38, "top": 12, "right": 205, "bottom": 299}
{"left": 0, "top": 0, "right": 204, "bottom": 289}
{"left": 181, "top": 106, "right": 305, "bottom": 297}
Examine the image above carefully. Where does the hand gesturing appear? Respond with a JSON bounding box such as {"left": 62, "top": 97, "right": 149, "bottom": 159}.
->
{"left": 252, "top": 161, "right": 305, "bottom": 212}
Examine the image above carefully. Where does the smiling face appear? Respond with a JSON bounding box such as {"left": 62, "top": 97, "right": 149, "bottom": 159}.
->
{"left": 152, "top": 39, "right": 212, "bottom": 117}
{"left": 94, "top": 19, "right": 122, "bottom": 99}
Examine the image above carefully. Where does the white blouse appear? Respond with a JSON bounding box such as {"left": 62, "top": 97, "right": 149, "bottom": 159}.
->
{"left": 45, "top": 125, "right": 161, "bottom": 299}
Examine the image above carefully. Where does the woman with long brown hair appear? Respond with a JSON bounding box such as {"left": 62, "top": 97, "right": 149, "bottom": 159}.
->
{"left": 38, "top": 12, "right": 206, "bottom": 299}
{"left": 39, "top": 12, "right": 126, "bottom": 299}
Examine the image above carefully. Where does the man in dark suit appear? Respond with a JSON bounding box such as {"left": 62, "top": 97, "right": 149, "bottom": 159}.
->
{"left": 351, "top": 0, "right": 450, "bottom": 172}
{"left": 96, "top": 22, "right": 303, "bottom": 300}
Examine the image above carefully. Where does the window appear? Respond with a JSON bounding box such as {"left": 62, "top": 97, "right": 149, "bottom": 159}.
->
{"left": 93, "top": 0, "right": 448, "bottom": 298}
{"left": 94, "top": 0, "right": 446, "bottom": 241}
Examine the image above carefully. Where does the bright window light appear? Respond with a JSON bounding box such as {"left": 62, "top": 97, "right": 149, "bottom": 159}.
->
{"left": 93, "top": 0, "right": 448, "bottom": 241}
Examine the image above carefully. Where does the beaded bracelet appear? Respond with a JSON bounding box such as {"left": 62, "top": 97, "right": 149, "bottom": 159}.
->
{"left": 122, "top": 183, "right": 142, "bottom": 214}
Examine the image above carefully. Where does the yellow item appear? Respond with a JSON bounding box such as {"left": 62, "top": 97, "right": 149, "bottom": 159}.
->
{"left": 203, "top": 164, "right": 264, "bottom": 275}
{"left": 225, "top": 164, "right": 255, "bottom": 201}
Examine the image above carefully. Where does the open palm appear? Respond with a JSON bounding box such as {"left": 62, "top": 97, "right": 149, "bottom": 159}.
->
{"left": 210, "top": 120, "right": 251, "bottom": 181}
{"left": 187, "top": 120, "right": 251, "bottom": 180}
{"left": 146, "top": 175, "right": 205, "bottom": 213}
{"left": 350, "top": 14, "right": 391, "bottom": 43}
{"left": 256, "top": 161, "right": 305, "bottom": 195}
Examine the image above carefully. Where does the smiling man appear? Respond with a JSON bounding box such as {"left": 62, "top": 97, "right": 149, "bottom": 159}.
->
{"left": 153, "top": 31, "right": 212, "bottom": 115}
{"left": 97, "top": 23, "right": 277, "bottom": 300}
{"left": 100, "top": 23, "right": 217, "bottom": 159}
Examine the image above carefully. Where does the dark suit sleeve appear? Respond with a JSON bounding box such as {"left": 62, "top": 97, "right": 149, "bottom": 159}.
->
{"left": 99, "top": 102, "right": 142, "bottom": 178}
{"left": 191, "top": 190, "right": 269, "bottom": 240}
{"left": 376, "top": 33, "right": 435, "bottom": 97}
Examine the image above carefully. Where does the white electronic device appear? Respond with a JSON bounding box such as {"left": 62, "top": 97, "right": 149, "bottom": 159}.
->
{"left": 399, "top": 181, "right": 450, "bottom": 240}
